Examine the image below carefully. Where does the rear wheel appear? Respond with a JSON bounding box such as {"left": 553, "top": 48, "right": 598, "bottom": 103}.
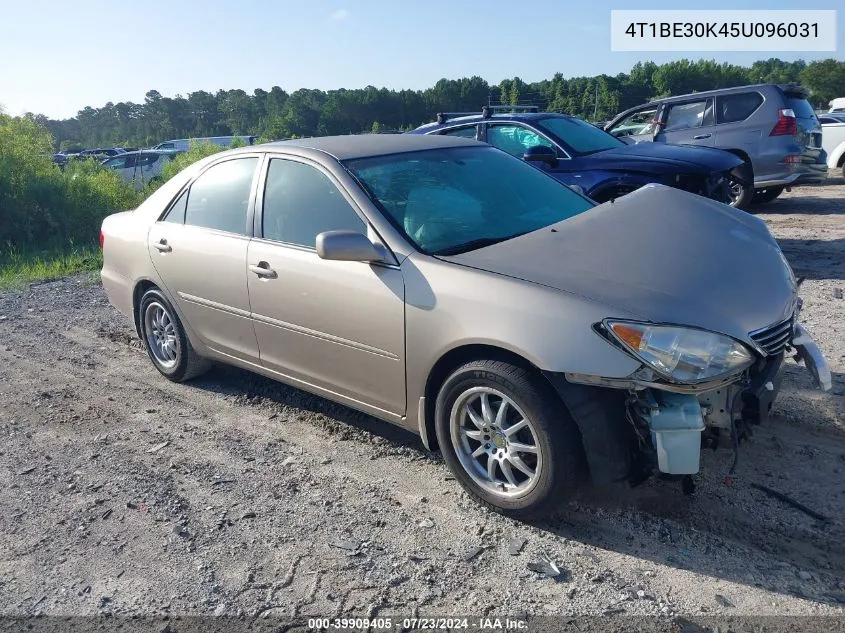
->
{"left": 751, "top": 186, "right": 784, "bottom": 205}
{"left": 139, "top": 288, "right": 210, "bottom": 382}
{"left": 434, "top": 360, "right": 584, "bottom": 519}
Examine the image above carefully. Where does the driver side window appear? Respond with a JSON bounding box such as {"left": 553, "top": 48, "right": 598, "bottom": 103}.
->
{"left": 262, "top": 159, "right": 366, "bottom": 248}
{"left": 487, "top": 125, "right": 556, "bottom": 158}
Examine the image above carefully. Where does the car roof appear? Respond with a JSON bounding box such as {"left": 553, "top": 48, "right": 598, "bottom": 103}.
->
{"left": 627, "top": 83, "right": 807, "bottom": 111}
{"left": 415, "top": 112, "right": 569, "bottom": 132}
{"left": 262, "top": 133, "right": 481, "bottom": 160}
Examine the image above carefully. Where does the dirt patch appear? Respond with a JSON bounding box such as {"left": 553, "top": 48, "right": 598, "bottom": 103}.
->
{"left": 0, "top": 174, "right": 843, "bottom": 621}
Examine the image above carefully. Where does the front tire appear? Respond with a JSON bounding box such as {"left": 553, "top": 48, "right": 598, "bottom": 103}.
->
{"left": 728, "top": 174, "right": 755, "bottom": 210}
{"left": 139, "top": 288, "right": 210, "bottom": 382}
{"left": 434, "top": 360, "right": 584, "bottom": 519}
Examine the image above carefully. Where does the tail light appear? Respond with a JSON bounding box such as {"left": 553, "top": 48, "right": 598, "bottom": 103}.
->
{"left": 99, "top": 229, "right": 105, "bottom": 249}
{"left": 770, "top": 109, "right": 797, "bottom": 136}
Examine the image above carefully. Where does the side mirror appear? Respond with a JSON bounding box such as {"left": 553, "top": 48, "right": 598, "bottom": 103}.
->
{"left": 522, "top": 145, "right": 558, "bottom": 167}
{"left": 316, "top": 230, "right": 385, "bottom": 263}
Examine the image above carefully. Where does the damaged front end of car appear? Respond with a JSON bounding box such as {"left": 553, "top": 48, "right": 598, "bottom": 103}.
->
{"left": 547, "top": 307, "right": 831, "bottom": 489}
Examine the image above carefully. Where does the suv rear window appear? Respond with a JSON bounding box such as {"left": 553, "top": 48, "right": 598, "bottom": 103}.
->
{"left": 717, "top": 92, "right": 764, "bottom": 124}
{"left": 784, "top": 94, "right": 816, "bottom": 119}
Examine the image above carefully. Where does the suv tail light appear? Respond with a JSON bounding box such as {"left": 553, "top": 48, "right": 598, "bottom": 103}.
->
{"left": 770, "top": 108, "right": 797, "bottom": 136}
{"left": 99, "top": 229, "right": 105, "bottom": 249}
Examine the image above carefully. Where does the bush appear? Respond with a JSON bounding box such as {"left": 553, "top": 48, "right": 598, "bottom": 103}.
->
{"left": 0, "top": 114, "right": 142, "bottom": 251}
{"left": 159, "top": 140, "right": 229, "bottom": 183}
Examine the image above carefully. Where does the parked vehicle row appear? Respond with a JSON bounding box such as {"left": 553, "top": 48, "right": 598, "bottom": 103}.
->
{"left": 52, "top": 136, "right": 257, "bottom": 170}
{"left": 409, "top": 106, "right": 747, "bottom": 207}
{"left": 100, "top": 134, "right": 831, "bottom": 518}
{"left": 152, "top": 136, "right": 258, "bottom": 151}
{"left": 101, "top": 150, "right": 180, "bottom": 190}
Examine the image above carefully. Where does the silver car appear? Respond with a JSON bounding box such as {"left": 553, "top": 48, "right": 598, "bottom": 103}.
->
{"left": 605, "top": 84, "right": 828, "bottom": 209}
{"left": 100, "top": 135, "right": 831, "bottom": 518}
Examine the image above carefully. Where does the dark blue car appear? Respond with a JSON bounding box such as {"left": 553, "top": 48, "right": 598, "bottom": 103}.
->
{"left": 409, "top": 106, "right": 750, "bottom": 206}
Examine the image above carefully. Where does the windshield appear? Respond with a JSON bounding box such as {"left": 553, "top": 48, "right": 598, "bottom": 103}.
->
{"left": 537, "top": 116, "right": 623, "bottom": 155}
{"left": 345, "top": 146, "right": 594, "bottom": 255}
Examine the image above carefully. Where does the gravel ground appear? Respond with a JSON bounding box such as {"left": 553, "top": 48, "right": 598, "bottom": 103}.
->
{"left": 0, "top": 173, "right": 843, "bottom": 628}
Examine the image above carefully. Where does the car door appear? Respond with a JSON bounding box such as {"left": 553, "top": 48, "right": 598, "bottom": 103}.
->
{"left": 655, "top": 98, "right": 716, "bottom": 147}
{"left": 246, "top": 156, "right": 406, "bottom": 416}
{"left": 147, "top": 155, "right": 261, "bottom": 362}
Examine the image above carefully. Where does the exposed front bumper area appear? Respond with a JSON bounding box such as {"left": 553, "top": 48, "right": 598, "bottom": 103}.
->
{"left": 792, "top": 323, "right": 832, "bottom": 392}
{"left": 556, "top": 321, "right": 831, "bottom": 482}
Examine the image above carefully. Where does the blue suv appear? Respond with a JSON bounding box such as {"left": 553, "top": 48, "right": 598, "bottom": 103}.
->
{"left": 409, "top": 106, "right": 749, "bottom": 206}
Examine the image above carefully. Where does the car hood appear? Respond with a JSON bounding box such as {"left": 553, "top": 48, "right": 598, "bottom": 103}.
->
{"left": 444, "top": 185, "right": 797, "bottom": 342}
{"left": 576, "top": 142, "right": 744, "bottom": 174}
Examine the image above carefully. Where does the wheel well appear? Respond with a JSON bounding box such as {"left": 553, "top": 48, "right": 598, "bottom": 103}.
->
{"left": 723, "top": 149, "right": 754, "bottom": 174}
{"left": 422, "top": 344, "right": 546, "bottom": 451}
{"left": 837, "top": 153, "right": 845, "bottom": 168}
{"left": 132, "top": 280, "right": 157, "bottom": 337}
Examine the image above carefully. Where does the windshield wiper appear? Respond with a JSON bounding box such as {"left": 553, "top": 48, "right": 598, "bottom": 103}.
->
{"left": 432, "top": 232, "right": 528, "bottom": 256}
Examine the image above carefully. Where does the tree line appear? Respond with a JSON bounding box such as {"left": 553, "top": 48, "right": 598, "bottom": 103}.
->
{"left": 30, "top": 57, "right": 845, "bottom": 150}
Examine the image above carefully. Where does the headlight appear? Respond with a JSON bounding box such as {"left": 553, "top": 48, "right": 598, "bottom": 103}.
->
{"left": 605, "top": 320, "right": 754, "bottom": 383}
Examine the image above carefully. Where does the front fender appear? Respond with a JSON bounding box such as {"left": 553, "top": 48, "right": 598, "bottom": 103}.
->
{"left": 402, "top": 253, "right": 642, "bottom": 402}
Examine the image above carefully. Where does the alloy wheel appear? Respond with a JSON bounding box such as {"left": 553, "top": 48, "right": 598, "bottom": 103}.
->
{"left": 449, "top": 387, "right": 542, "bottom": 498}
{"left": 143, "top": 301, "right": 178, "bottom": 369}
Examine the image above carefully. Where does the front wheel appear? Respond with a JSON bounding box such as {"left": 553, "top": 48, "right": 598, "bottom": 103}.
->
{"left": 728, "top": 176, "right": 755, "bottom": 210}
{"left": 434, "top": 360, "right": 584, "bottom": 519}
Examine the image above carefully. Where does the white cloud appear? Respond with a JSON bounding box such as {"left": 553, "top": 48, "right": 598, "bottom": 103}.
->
{"left": 329, "top": 9, "right": 350, "bottom": 21}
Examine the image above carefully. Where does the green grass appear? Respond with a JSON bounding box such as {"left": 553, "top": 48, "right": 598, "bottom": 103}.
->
{"left": 0, "top": 243, "right": 102, "bottom": 290}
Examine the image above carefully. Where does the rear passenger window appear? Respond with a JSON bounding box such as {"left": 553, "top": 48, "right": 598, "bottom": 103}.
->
{"left": 262, "top": 159, "right": 365, "bottom": 248}
{"left": 717, "top": 92, "right": 764, "bottom": 124}
{"left": 664, "top": 99, "right": 713, "bottom": 131}
{"left": 184, "top": 158, "right": 258, "bottom": 235}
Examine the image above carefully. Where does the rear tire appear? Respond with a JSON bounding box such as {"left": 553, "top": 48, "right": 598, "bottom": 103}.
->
{"left": 434, "top": 360, "right": 584, "bottom": 519}
{"left": 139, "top": 288, "right": 210, "bottom": 383}
{"left": 751, "top": 186, "right": 784, "bottom": 205}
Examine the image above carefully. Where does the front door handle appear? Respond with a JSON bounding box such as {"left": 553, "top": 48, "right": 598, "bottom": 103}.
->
{"left": 249, "top": 262, "right": 277, "bottom": 279}
{"left": 152, "top": 239, "right": 172, "bottom": 253}
{"left": 693, "top": 133, "right": 712, "bottom": 140}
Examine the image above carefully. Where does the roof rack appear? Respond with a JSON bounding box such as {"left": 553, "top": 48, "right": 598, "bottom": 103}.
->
{"left": 436, "top": 105, "right": 540, "bottom": 124}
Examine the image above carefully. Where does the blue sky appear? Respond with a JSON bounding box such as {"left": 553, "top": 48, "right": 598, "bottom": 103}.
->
{"left": 1, "top": 0, "right": 842, "bottom": 119}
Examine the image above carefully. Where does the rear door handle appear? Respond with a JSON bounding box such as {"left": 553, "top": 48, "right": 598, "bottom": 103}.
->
{"left": 152, "top": 239, "right": 172, "bottom": 253}
{"left": 249, "top": 262, "right": 277, "bottom": 279}
{"left": 693, "top": 133, "right": 712, "bottom": 140}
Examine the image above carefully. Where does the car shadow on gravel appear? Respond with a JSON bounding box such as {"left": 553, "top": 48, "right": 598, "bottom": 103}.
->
{"left": 534, "top": 405, "right": 845, "bottom": 605}
{"left": 188, "top": 363, "right": 431, "bottom": 453}
{"left": 757, "top": 189, "right": 845, "bottom": 216}
{"left": 184, "top": 359, "right": 845, "bottom": 604}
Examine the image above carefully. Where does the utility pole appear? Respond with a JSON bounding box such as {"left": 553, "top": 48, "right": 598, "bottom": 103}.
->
{"left": 593, "top": 83, "right": 599, "bottom": 121}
